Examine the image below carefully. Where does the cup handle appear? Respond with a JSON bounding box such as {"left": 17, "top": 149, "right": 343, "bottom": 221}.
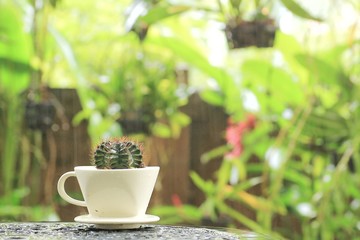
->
{"left": 57, "top": 171, "right": 87, "bottom": 207}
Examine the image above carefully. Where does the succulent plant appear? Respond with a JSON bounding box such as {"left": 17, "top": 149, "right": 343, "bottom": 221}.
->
{"left": 92, "top": 138, "right": 145, "bottom": 169}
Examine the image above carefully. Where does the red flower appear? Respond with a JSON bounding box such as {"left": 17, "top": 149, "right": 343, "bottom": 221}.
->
{"left": 225, "top": 114, "right": 256, "bottom": 159}
{"left": 171, "top": 194, "right": 183, "bottom": 207}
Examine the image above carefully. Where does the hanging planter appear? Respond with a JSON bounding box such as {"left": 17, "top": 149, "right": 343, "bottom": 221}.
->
{"left": 25, "top": 100, "right": 55, "bottom": 131}
{"left": 117, "top": 111, "right": 151, "bottom": 135}
{"left": 225, "top": 18, "right": 276, "bottom": 49}
{"left": 216, "top": 0, "right": 277, "bottom": 49}
{"left": 219, "top": 0, "right": 322, "bottom": 49}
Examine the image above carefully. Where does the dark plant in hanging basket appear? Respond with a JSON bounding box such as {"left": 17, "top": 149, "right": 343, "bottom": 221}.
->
{"left": 225, "top": 18, "right": 276, "bottom": 49}
{"left": 25, "top": 100, "right": 55, "bottom": 131}
{"left": 118, "top": 118, "right": 150, "bottom": 135}
{"left": 117, "top": 110, "right": 151, "bottom": 135}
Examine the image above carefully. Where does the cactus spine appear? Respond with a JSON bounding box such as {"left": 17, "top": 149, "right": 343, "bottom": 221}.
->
{"left": 92, "top": 139, "right": 144, "bottom": 169}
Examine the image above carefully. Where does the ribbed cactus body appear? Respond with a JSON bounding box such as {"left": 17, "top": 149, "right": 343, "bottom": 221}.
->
{"left": 92, "top": 139, "right": 144, "bottom": 169}
{"left": 93, "top": 141, "right": 111, "bottom": 169}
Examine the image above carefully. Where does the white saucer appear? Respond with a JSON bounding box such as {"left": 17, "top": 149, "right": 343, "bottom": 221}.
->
{"left": 74, "top": 214, "right": 160, "bottom": 230}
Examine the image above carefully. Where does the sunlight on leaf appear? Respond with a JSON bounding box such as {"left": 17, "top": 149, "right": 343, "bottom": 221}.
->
{"left": 265, "top": 146, "right": 284, "bottom": 170}
{"left": 296, "top": 202, "right": 316, "bottom": 218}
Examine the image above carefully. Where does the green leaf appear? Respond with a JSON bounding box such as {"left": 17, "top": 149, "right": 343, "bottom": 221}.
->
{"left": 48, "top": 24, "right": 86, "bottom": 85}
{"left": 216, "top": 160, "right": 232, "bottom": 189}
{"left": 200, "top": 89, "right": 225, "bottom": 106}
{"left": 201, "top": 145, "right": 230, "bottom": 164}
{"left": 190, "top": 171, "right": 215, "bottom": 195}
{"left": 241, "top": 59, "right": 304, "bottom": 113}
{"left": 283, "top": 168, "right": 311, "bottom": 188}
{"left": 171, "top": 112, "right": 191, "bottom": 126}
{"left": 0, "top": 205, "right": 31, "bottom": 218}
{"left": 0, "top": 3, "right": 31, "bottom": 62}
{"left": 230, "top": 189, "right": 286, "bottom": 214}
{"left": 279, "top": 0, "right": 323, "bottom": 21}
{"left": 0, "top": 187, "right": 30, "bottom": 205}
{"left": 274, "top": 32, "right": 309, "bottom": 83}
{"left": 140, "top": 5, "right": 190, "bottom": 25}
{"left": 0, "top": 2, "right": 31, "bottom": 96}
{"left": 275, "top": 32, "right": 303, "bottom": 55}
{"left": 302, "top": 45, "right": 351, "bottom": 94}
{"left": 150, "top": 204, "right": 202, "bottom": 224}
{"left": 169, "top": 112, "right": 191, "bottom": 137}
{"left": 317, "top": 44, "right": 348, "bottom": 69}
{"left": 145, "top": 36, "right": 233, "bottom": 90}
{"left": 231, "top": 176, "right": 263, "bottom": 192}
{"left": 152, "top": 122, "right": 172, "bottom": 138}
{"left": 232, "top": 158, "right": 247, "bottom": 181}
{"left": 313, "top": 156, "right": 326, "bottom": 178}
{"left": 163, "top": 204, "right": 202, "bottom": 221}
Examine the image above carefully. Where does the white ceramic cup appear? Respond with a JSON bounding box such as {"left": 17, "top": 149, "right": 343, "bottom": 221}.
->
{"left": 57, "top": 166, "right": 159, "bottom": 218}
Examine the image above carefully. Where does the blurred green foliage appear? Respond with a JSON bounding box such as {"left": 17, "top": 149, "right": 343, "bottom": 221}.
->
{"left": 152, "top": 32, "right": 360, "bottom": 238}
{"left": 0, "top": 0, "right": 58, "bottom": 221}
{"left": 0, "top": 0, "right": 360, "bottom": 239}
{"left": 149, "top": 1, "right": 360, "bottom": 239}
{"left": 0, "top": 0, "right": 32, "bottom": 198}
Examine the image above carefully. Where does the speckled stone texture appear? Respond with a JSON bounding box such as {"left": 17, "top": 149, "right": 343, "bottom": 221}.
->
{"left": 0, "top": 223, "right": 271, "bottom": 240}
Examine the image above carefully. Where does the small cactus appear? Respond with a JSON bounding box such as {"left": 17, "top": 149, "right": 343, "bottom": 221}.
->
{"left": 92, "top": 138, "right": 145, "bottom": 169}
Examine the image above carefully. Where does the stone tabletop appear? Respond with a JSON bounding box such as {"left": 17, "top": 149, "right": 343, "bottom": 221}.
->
{"left": 0, "top": 222, "right": 272, "bottom": 239}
